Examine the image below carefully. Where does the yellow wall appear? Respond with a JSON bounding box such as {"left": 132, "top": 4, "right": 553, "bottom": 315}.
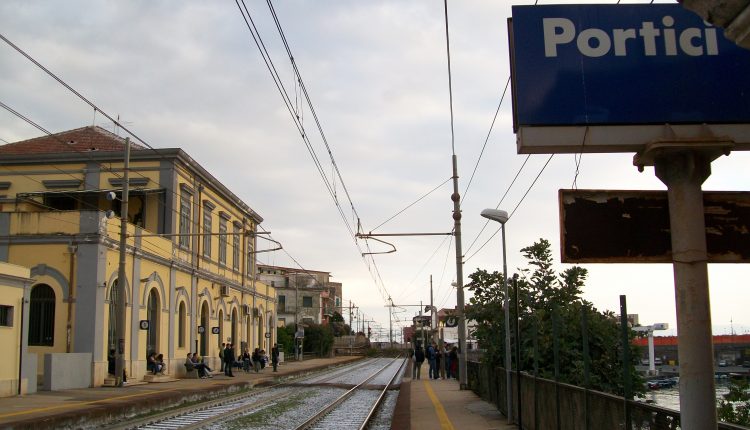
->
{"left": 0, "top": 262, "right": 32, "bottom": 397}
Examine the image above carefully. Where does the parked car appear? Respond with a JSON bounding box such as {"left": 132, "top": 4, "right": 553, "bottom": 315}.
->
{"left": 718, "top": 359, "right": 728, "bottom": 367}
{"left": 647, "top": 379, "right": 677, "bottom": 390}
{"left": 654, "top": 357, "right": 663, "bottom": 365}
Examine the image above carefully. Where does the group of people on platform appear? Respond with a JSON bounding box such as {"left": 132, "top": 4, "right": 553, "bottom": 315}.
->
{"left": 409, "top": 341, "right": 458, "bottom": 380}
{"left": 108, "top": 344, "right": 281, "bottom": 381}
{"left": 219, "top": 343, "right": 281, "bottom": 377}
{"left": 184, "top": 352, "right": 213, "bottom": 378}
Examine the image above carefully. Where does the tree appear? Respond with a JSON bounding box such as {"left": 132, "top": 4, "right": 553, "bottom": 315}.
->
{"left": 276, "top": 324, "right": 295, "bottom": 356}
{"left": 303, "top": 323, "right": 334, "bottom": 357}
{"left": 465, "top": 238, "right": 644, "bottom": 396}
{"left": 718, "top": 379, "right": 750, "bottom": 426}
{"left": 329, "top": 311, "right": 350, "bottom": 337}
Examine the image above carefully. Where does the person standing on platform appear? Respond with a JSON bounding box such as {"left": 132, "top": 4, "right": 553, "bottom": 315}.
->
{"left": 444, "top": 344, "right": 452, "bottom": 379}
{"left": 219, "top": 342, "right": 226, "bottom": 373}
{"left": 413, "top": 345, "right": 425, "bottom": 379}
{"left": 435, "top": 344, "right": 442, "bottom": 379}
{"left": 426, "top": 342, "right": 437, "bottom": 379}
{"left": 271, "top": 344, "right": 279, "bottom": 372}
{"left": 449, "top": 346, "right": 458, "bottom": 379}
{"left": 252, "top": 348, "right": 261, "bottom": 373}
{"left": 224, "top": 343, "right": 235, "bottom": 377}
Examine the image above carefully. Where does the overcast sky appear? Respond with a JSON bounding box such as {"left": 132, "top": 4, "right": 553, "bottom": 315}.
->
{"left": 1, "top": 1, "right": 748, "bottom": 340}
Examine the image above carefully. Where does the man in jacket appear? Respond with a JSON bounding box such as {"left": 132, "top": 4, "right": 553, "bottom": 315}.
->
{"left": 413, "top": 345, "right": 425, "bottom": 380}
{"left": 271, "top": 344, "right": 280, "bottom": 372}
{"left": 224, "top": 343, "right": 235, "bottom": 377}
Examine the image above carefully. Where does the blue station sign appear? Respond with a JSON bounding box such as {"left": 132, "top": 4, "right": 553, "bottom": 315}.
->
{"left": 510, "top": 4, "right": 750, "bottom": 128}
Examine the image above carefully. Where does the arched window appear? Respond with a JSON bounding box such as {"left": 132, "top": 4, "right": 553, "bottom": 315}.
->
{"left": 146, "top": 289, "right": 159, "bottom": 357}
{"left": 107, "top": 281, "right": 118, "bottom": 353}
{"left": 200, "top": 302, "right": 209, "bottom": 356}
{"left": 29, "top": 284, "right": 55, "bottom": 346}
{"left": 178, "top": 301, "right": 186, "bottom": 348}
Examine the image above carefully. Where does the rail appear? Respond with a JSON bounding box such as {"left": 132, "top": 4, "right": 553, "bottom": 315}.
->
{"left": 295, "top": 357, "right": 405, "bottom": 430}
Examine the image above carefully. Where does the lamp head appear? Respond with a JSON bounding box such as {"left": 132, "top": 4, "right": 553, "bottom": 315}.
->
{"left": 480, "top": 208, "right": 509, "bottom": 224}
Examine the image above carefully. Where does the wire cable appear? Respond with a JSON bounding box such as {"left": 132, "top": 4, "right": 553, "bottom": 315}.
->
{"left": 463, "top": 154, "right": 531, "bottom": 255}
{"left": 443, "top": 0, "right": 456, "bottom": 157}
{"left": 370, "top": 177, "right": 452, "bottom": 232}
{"left": 464, "top": 154, "right": 554, "bottom": 263}
{"left": 461, "top": 77, "right": 511, "bottom": 205}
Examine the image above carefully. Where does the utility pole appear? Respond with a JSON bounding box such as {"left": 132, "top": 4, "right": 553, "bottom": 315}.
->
{"left": 451, "top": 154, "right": 468, "bottom": 389}
{"left": 115, "top": 138, "right": 130, "bottom": 387}
{"left": 430, "top": 275, "right": 437, "bottom": 344}
{"left": 388, "top": 297, "right": 393, "bottom": 349}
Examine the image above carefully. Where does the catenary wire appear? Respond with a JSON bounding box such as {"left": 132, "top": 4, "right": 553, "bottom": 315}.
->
{"left": 461, "top": 76, "right": 511, "bottom": 205}
{"left": 0, "top": 39, "right": 327, "bottom": 305}
{"left": 463, "top": 154, "right": 531, "bottom": 255}
{"left": 236, "top": 0, "right": 392, "bottom": 304}
{"left": 370, "top": 177, "right": 452, "bottom": 232}
{"left": 464, "top": 154, "right": 554, "bottom": 263}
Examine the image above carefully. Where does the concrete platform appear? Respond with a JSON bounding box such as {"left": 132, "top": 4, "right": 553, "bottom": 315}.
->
{"left": 393, "top": 372, "right": 516, "bottom": 430}
{"left": 0, "top": 356, "right": 361, "bottom": 429}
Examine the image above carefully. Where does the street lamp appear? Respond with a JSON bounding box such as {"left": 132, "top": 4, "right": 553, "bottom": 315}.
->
{"left": 480, "top": 208, "right": 512, "bottom": 424}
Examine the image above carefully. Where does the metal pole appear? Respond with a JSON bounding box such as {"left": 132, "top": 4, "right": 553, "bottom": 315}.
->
{"left": 514, "top": 275, "right": 522, "bottom": 429}
{"left": 501, "top": 222, "right": 512, "bottom": 423}
{"left": 648, "top": 330, "right": 656, "bottom": 375}
{"left": 115, "top": 137, "right": 130, "bottom": 387}
{"left": 389, "top": 299, "right": 393, "bottom": 349}
{"left": 620, "top": 295, "right": 632, "bottom": 430}
{"left": 654, "top": 151, "right": 717, "bottom": 429}
{"left": 451, "top": 154, "right": 468, "bottom": 390}
{"left": 582, "top": 305, "right": 591, "bottom": 430}
{"left": 430, "top": 275, "right": 437, "bottom": 345}
{"left": 553, "top": 306, "right": 561, "bottom": 430}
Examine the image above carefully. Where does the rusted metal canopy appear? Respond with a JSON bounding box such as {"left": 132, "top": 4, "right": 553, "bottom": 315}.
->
{"left": 559, "top": 189, "right": 750, "bottom": 263}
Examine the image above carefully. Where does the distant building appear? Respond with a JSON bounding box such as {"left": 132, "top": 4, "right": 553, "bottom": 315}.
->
{"left": 258, "top": 264, "right": 343, "bottom": 328}
{"left": 633, "top": 334, "right": 750, "bottom": 365}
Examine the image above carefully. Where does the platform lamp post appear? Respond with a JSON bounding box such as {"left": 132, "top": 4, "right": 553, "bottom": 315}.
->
{"left": 480, "top": 208, "right": 512, "bottom": 424}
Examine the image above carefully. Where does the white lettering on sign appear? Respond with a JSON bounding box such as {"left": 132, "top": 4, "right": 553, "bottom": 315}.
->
{"left": 543, "top": 16, "right": 718, "bottom": 58}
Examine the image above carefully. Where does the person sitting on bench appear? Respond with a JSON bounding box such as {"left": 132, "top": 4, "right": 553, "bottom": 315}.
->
{"left": 188, "top": 353, "right": 213, "bottom": 378}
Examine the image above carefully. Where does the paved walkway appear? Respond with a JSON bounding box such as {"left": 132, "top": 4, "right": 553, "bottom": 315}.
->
{"left": 0, "top": 356, "right": 361, "bottom": 429}
{"left": 393, "top": 370, "right": 516, "bottom": 430}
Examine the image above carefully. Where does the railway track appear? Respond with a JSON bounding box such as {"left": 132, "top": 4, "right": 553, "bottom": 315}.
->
{"left": 297, "top": 357, "right": 406, "bottom": 430}
{"left": 108, "top": 357, "right": 405, "bottom": 430}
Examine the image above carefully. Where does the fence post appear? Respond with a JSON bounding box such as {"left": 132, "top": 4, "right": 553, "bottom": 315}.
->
{"left": 620, "top": 295, "right": 632, "bottom": 430}
{"left": 514, "top": 275, "right": 523, "bottom": 429}
{"left": 582, "top": 305, "right": 591, "bottom": 430}
{"left": 553, "top": 305, "right": 561, "bottom": 430}
{"left": 533, "top": 313, "right": 539, "bottom": 430}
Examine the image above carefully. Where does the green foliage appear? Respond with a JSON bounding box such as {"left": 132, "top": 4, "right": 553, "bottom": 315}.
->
{"left": 276, "top": 324, "right": 295, "bottom": 356}
{"left": 465, "top": 238, "right": 644, "bottom": 397}
{"left": 330, "top": 311, "right": 345, "bottom": 323}
{"left": 718, "top": 379, "right": 750, "bottom": 426}
{"left": 303, "top": 323, "right": 334, "bottom": 357}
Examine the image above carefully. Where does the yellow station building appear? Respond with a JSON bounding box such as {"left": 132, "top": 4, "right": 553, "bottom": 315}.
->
{"left": 0, "top": 126, "right": 276, "bottom": 388}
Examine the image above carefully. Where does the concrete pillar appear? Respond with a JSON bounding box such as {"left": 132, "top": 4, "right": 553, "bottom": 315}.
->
{"left": 654, "top": 151, "right": 717, "bottom": 430}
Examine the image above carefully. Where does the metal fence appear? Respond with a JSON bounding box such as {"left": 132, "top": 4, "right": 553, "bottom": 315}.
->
{"left": 467, "top": 361, "right": 748, "bottom": 430}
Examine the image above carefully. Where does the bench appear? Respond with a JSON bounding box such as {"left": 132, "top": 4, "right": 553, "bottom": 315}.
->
{"left": 184, "top": 363, "right": 200, "bottom": 379}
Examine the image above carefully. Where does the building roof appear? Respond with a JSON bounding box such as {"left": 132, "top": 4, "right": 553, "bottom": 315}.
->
{"left": 0, "top": 125, "right": 264, "bottom": 223}
{"left": 633, "top": 334, "right": 750, "bottom": 346}
{"left": 0, "top": 126, "right": 147, "bottom": 155}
